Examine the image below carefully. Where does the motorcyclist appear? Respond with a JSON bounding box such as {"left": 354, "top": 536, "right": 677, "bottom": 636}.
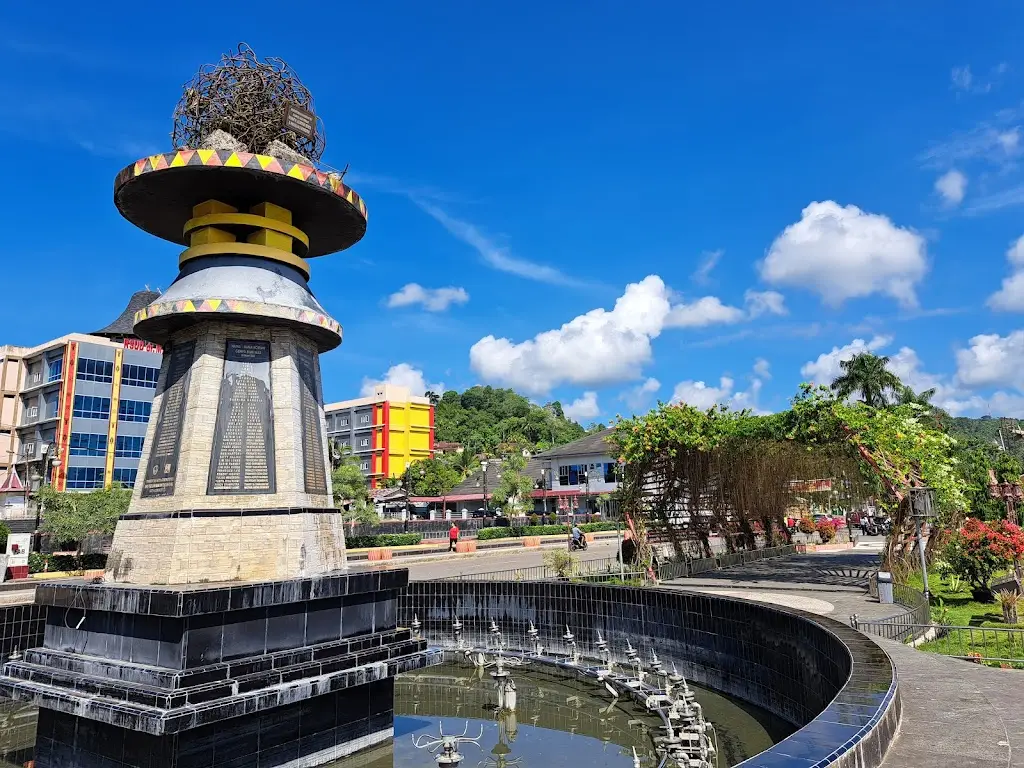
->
{"left": 571, "top": 524, "right": 584, "bottom": 549}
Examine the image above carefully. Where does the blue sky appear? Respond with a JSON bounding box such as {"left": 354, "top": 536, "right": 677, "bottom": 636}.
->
{"left": 4, "top": 3, "right": 1024, "bottom": 424}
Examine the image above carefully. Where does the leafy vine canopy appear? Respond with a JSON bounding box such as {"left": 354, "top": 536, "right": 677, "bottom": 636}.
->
{"left": 612, "top": 384, "right": 967, "bottom": 518}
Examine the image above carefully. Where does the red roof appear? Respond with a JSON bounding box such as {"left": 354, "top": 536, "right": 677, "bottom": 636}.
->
{"left": 0, "top": 469, "right": 24, "bottom": 493}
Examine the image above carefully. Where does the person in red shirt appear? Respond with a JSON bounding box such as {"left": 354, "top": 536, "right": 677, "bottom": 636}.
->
{"left": 448, "top": 523, "right": 460, "bottom": 552}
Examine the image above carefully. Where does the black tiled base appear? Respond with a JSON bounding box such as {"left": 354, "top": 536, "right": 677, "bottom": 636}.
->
{"left": 0, "top": 573, "right": 439, "bottom": 767}
{"left": 33, "top": 678, "right": 397, "bottom": 768}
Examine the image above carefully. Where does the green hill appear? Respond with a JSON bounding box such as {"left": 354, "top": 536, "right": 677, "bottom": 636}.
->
{"left": 434, "top": 386, "right": 588, "bottom": 454}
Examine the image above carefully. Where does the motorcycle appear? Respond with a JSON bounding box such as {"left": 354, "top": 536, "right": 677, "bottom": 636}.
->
{"left": 570, "top": 537, "right": 588, "bottom": 552}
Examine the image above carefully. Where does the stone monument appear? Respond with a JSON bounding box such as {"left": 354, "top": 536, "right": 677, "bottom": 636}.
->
{"left": 0, "top": 44, "right": 437, "bottom": 768}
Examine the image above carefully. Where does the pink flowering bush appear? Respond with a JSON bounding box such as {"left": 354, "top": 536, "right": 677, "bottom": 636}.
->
{"left": 944, "top": 518, "right": 1024, "bottom": 601}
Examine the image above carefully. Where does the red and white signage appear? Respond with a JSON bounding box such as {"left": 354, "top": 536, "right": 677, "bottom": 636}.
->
{"left": 123, "top": 338, "right": 163, "bottom": 353}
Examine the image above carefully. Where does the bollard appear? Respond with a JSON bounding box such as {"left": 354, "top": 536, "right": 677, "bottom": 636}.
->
{"left": 877, "top": 571, "right": 894, "bottom": 604}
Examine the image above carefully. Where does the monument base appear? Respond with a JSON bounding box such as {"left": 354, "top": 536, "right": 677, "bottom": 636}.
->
{"left": 33, "top": 680, "right": 395, "bottom": 768}
{"left": 0, "top": 568, "right": 439, "bottom": 767}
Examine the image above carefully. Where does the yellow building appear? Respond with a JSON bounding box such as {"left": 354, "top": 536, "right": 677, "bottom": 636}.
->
{"left": 323, "top": 384, "right": 434, "bottom": 487}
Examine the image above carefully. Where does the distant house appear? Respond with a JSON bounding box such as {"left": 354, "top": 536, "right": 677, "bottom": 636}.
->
{"left": 434, "top": 441, "right": 464, "bottom": 455}
{"left": 409, "top": 428, "right": 622, "bottom": 516}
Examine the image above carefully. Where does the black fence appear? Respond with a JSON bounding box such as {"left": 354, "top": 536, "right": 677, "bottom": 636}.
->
{"left": 656, "top": 544, "right": 798, "bottom": 580}
{"left": 850, "top": 582, "right": 931, "bottom": 641}
{"left": 345, "top": 513, "right": 601, "bottom": 540}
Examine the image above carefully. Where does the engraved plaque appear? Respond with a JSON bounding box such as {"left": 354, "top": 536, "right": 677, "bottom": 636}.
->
{"left": 141, "top": 341, "right": 196, "bottom": 498}
{"left": 296, "top": 345, "right": 327, "bottom": 495}
{"left": 208, "top": 340, "right": 276, "bottom": 494}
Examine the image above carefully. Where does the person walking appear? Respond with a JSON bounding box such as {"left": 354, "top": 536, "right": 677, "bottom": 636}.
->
{"left": 448, "top": 522, "right": 460, "bottom": 552}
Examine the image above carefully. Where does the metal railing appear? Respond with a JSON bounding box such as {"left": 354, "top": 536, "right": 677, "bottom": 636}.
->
{"left": 656, "top": 544, "right": 797, "bottom": 581}
{"left": 850, "top": 582, "right": 930, "bottom": 641}
{"left": 434, "top": 556, "right": 644, "bottom": 583}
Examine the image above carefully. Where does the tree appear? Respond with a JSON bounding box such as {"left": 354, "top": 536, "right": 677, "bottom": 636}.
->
{"left": 830, "top": 352, "right": 902, "bottom": 408}
{"left": 897, "top": 385, "right": 936, "bottom": 408}
{"left": 331, "top": 445, "right": 372, "bottom": 523}
{"left": 944, "top": 518, "right": 1024, "bottom": 600}
{"left": 407, "top": 457, "right": 462, "bottom": 496}
{"left": 424, "top": 390, "right": 441, "bottom": 407}
{"left": 492, "top": 454, "right": 536, "bottom": 515}
{"left": 38, "top": 484, "right": 131, "bottom": 552}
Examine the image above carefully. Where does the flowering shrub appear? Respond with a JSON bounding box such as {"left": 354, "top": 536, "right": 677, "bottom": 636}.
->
{"left": 816, "top": 520, "right": 837, "bottom": 542}
{"left": 797, "top": 518, "right": 816, "bottom": 535}
{"left": 944, "top": 518, "right": 1024, "bottom": 598}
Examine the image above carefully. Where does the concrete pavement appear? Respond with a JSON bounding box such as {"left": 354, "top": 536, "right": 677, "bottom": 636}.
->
{"left": 663, "top": 545, "right": 1024, "bottom": 768}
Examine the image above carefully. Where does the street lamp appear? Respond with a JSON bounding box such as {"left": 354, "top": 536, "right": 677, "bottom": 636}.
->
{"left": 988, "top": 469, "right": 1023, "bottom": 525}
{"left": 481, "top": 460, "right": 489, "bottom": 515}
{"left": 908, "top": 486, "right": 937, "bottom": 601}
{"left": 582, "top": 468, "right": 591, "bottom": 517}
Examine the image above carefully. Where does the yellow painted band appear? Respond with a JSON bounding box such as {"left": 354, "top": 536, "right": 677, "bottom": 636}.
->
{"left": 183, "top": 213, "right": 310, "bottom": 254}
{"left": 179, "top": 242, "right": 311, "bottom": 279}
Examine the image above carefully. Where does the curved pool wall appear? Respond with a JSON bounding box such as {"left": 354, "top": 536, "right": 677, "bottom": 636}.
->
{"left": 400, "top": 581, "right": 901, "bottom": 768}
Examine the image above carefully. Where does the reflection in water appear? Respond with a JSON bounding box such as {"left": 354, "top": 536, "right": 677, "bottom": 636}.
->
{"left": 0, "top": 663, "right": 791, "bottom": 768}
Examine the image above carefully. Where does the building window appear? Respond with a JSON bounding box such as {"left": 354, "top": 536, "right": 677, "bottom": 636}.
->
{"left": 558, "top": 465, "right": 569, "bottom": 486}
{"left": 604, "top": 462, "right": 617, "bottom": 483}
{"left": 115, "top": 435, "right": 144, "bottom": 458}
{"left": 24, "top": 442, "right": 36, "bottom": 457}
{"left": 359, "top": 414, "right": 370, "bottom": 424}
{"left": 359, "top": 438, "right": 369, "bottom": 447}
{"left": 25, "top": 405, "right": 38, "bottom": 419}
{"left": 47, "top": 359, "right": 63, "bottom": 383}
{"left": 118, "top": 399, "right": 152, "bottom": 423}
{"left": 73, "top": 395, "right": 111, "bottom": 420}
{"left": 66, "top": 467, "right": 104, "bottom": 489}
{"left": 359, "top": 461, "right": 369, "bottom": 471}
{"left": 112, "top": 468, "right": 138, "bottom": 488}
{"left": 44, "top": 398, "right": 58, "bottom": 419}
{"left": 28, "top": 369, "right": 42, "bottom": 385}
{"left": 339, "top": 418, "right": 349, "bottom": 427}
{"left": 121, "top": 364, "right": 160, "bottom": 389}
{"left": 70, "top": 433, "right": 107, "bottom": 457}
{"left": 76, "top": 358, "right": 114, "bottom": 383}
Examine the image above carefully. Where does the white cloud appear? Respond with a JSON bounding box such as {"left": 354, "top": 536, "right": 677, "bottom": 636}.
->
{"left": 744, "top": 290, "right": 788, "bottom": 317}
{"left": 360, "top": 363, "right": 445, "bottom": 398}
{"left": 799, "top": 335, "right": 893, "bottom": 385}
{"left": 753, "top": 358, "right": 771, "bottom": 379}
{"left": 759, "top": 201, "right": 927, "bottom": 308}
{"left": 416, "top": 201, "right": 583, "bottom": 287}
{"left": 670, "top": 361, "right": 770, "bottom": 413}
{"left": 692, "top": 249, "right": 722, "bottom": 285}
{"left": 935, "top": 170, "right": 967, "bottom": 206}
{"left": 469, "top": 275, "right": 750, "bottom": 395}
{"left": 955, "top": 331, "right": 1024, "bottom": 391}
{"left": 672, "top": 378, "right": 734, "bottom": 410}
{"left": 386, "top": 283, "right": 469, "bottom": 312}
{"left": 998, "top": 128, "right": 1021, "bottom": 154}
{"left": 620, "top": 377, "right": 661, "bottom": 411}
{"left": 667, "top": 296, "right": 745, "bottom": 327}
{"left": 987, "top": 236, "right": 1024, "bottom": 311}
{"left": 563, "top": 391, "right": 600, "bottom": 422}
{"left": 951, "top": 65, "right": 974, "bottom": 92}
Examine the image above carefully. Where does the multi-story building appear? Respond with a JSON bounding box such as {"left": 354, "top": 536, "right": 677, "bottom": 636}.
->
{"left": 0, "top": 291, "right": 163, "bottom": 529}
{"left": 324, "top": 384, "right": 434, "bottom": 487}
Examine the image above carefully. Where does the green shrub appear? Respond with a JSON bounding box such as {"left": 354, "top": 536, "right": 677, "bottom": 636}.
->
{"left": 345, "top": 533, "right": 422, "bottom": 549}
{"left": 0, "top": 521, "right": 9, "bottom": 551}
{"left": 528, "top": 515, "right": 540, "bottom": 526}
{"left": 581, "top": 522, "right": 618, "bottom": 533}
{"left": 25, "top": 552, "right": 108, "bottom": 574}
{"left": 28, "top": 552, "right": 46, "bottom": 574}
{"left": 477, "top": 528, "right": 514, "bottom": 541}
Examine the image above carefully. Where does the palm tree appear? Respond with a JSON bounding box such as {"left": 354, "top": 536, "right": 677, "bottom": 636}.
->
{"left": 896, "top": 385, "right": 936, "bottom": 408}
{"left": 424, "top": 390, "right": 440, "bottom": 407}
{"left": 830, "top": 353, "right": 902, "bottom": 408}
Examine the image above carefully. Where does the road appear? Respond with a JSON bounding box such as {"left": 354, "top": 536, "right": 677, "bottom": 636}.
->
{"left": 401, "top": 537, "right": 623, "bottom": 581}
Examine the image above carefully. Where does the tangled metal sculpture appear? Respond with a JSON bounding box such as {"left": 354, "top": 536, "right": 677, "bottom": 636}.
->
{"left": 171, "top": 43, "right": 326, "bottom": 162}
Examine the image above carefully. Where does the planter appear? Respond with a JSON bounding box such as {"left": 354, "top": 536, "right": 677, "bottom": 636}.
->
{"left": 971, "top": 586, "right": 995, "bottom": 603}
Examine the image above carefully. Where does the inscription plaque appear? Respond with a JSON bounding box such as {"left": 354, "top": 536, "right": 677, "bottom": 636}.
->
{"left": 208, "top": 340, "right": 276, "bottom": 494}
{"left": 296, "top": 345, "right": 327, "bottom": 495}
{"left": 141, "top": 341, "right": 196, "bottom": 498}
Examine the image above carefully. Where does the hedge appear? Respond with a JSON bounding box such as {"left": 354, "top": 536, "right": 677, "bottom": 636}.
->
{"left": 477, "top": 522, "right": 619, "bottom": 541}
{"left": 28, "top": 552, "right": 108, "bottom": 574}
{"left": 345, "top": 533, "right": 423, "bottom": 549}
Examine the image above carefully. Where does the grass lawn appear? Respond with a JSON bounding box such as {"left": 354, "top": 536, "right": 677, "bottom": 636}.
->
{"left": 904, "top": 568, "right": 1006, "bottom": 626}
{"left": 905, "top": 568, "right": 1024, "bottom": 665}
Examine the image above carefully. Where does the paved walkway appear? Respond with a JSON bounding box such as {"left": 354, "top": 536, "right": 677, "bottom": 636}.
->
{"left": 665, "top": 546, "right": 1022, "bottom": 768}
